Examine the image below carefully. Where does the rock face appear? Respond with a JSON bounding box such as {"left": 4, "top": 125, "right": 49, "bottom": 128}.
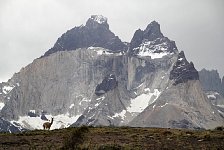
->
{"left": 0, "top": 15, "right": 223, "bottom": 132}
{"left": 199, "top": 69, "right": 224, "bottom": 96}
{"left": 129, "top": 80, "right": 223, "bottom": 129}
{"left": 95, "top": 74, "right": 118, "bottom": 96}
{"left": 199, "top": 69, "right": 224, "bottom": 108}
{"left": 0, "top": 118, "right": 25, "bottom": 133}
{"left": 128, "top": 53, "right": 221, "bottom": 129}
{"left": 222, "top": 76, "right": 224, "bottom": 92}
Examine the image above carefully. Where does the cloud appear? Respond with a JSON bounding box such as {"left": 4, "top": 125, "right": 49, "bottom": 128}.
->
{"left": 0, "top": 0, "right": 224, "bottom": 82}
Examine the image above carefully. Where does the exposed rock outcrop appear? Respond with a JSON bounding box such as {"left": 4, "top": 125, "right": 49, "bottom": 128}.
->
{"left": 95, "top": 74, "right": 118, "bottom": 96}
{"left": 198, "top": 69, "right": 224, "bottom": 109}
{"left": 199, "top": 69, "right": 224, "bottom": 96}
{"left": 0, "top": 118, "right": 25, "bottom": 133}
{"left": 170, "top": 51, "right": 199, "bottom": 85}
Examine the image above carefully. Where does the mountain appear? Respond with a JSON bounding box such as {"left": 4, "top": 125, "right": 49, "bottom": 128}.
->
{"left": 199, "top": 69, "right": 224, "bottom": 96}
{"left": 129, "top": 54, "right": 223, "bottom": 129}
{"left": 129, "top": 21, "right": 177, "bottom": 57}
{"left": 0, "top": 15, "right": 223, "bottom": 132}
{"left": 44, "top": 15, "right": 127, "bottom": 57}
{"left": 0, "top": 118, "right": 25, "bottom": 133}
{"left": 199, "top": 69, "right": 224, "bottom": 108}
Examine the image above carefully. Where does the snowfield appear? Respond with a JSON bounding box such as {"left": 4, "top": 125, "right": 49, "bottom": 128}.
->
{"left": 11, "top": 114, "right": 81, "bottom": 130}
{"left": 2, "top": 85, "right": 15, "bottom": 94}
{"left": 0, "top": 102, "right": 5, "bottom": 110}
{"left": 136, "top": 40, "right": 172, "bottom": 59}
{"left": 127, "top": 89, "right": 161, "bottom": 113}
{"left": 112, "top": 88, "right": 161, "bottom": 121}
{"left": 91, "top": 15, "right": 107, "bottom": 24}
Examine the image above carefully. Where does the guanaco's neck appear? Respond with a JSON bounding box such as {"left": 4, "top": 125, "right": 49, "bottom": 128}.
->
{"left": 50, "top": 118, "right": 53, "bottom": 125}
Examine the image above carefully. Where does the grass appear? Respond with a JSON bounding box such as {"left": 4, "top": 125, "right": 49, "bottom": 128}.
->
{"left": 0, "top": 126, "right": 223, "bottom": 149}
{"left": 61, "top": 126, "right": 89, "bottom": 150}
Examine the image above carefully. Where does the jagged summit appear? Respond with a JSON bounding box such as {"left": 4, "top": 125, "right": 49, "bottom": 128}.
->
{"left": 170, "top": 51, "right": 199, "bottom": 85}
{"left": 43, "top": 15, "right": 126, "bottom": 57}
{"left": 199, "top": 69, "right": 224, "bottom": 96}
{"left": 90, "top": 15, "right": 108, "bottom": 24}
{"left": 144, "top": 20, "right": 163, "bottom": 40}
{"left": 86, "top": 15, "right": 109, "bottom": 29}
{"left": 129, "top": 21, "right": 177, "bottom": 57}
{"left": 43, "top": 17, "right": 176, "bottom": 59}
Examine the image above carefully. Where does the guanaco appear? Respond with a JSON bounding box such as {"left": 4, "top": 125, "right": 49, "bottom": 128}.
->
{"left": 43, "top": 117, "right": 54, "bottom": 130}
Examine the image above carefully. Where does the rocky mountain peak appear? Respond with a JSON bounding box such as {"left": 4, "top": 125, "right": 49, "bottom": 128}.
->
{"left": 129, "top": 21, "right": 177, "bottom": 57}
{"left": 86, "top": 15, "right": 109, "bottom": 30}
{"left": 43, "top": 15, "right": 126, "bottom": 57}
{"left": 144, "top": 21, "right": 163, "bottom": 40}
{"left": 169, "top": 51, "right": 199, "bottom": 85}
{"left": 199, "top": 69, "right": 224, "bottom": 96}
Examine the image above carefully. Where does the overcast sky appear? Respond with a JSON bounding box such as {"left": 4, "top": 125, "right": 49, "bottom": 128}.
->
{"left": 0, "top": 0, "right": 223, "bottom": 82}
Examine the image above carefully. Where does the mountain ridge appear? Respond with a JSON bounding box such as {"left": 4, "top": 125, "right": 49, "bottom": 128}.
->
{"left": 0, "top": 15, "right": 223, "bottom": 132}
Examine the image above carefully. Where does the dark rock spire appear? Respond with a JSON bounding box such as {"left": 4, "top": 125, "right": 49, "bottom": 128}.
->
{"left": 170, "top": 51, "right": 199, "bottom": 85}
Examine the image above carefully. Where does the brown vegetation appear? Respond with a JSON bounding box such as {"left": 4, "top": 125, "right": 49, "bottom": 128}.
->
{"left": 0, "top": 126, "right": 223, "bottom": 149}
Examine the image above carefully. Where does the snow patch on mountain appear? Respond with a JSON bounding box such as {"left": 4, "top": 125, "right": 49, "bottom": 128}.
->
{"left": 159, "top": 102, "right": 169, "bottom": 108}
{"left": 136, "top": 40, "right": 172, "bottom": 59}
{"left": 2, "top": 85, "right": 15, "bottom": 94}
{"left": 78, "top": 96, "right": 91, "bottom": 105}
{"left": 207, "top": 94, "right": 216, "bottom": 99}
{"left": 0, "top": 102, "right": 5, "bottom": 110}
{"left": 218, "top": 110, "right": 224, "bottom": 115}
{"left": 69, "top": 104, "right": 75, "bottom": 109}
{"left": 127, "top": 89, "right": 161, "bottom": 113}
{"left": 12, "top": 114, "right": 81, "bottom": 130}
{"left": 88, "top": 47, "right": 123, "bottom": 56}
{"left": 138, "top": 49, "right": 169, "bottom": 59}
{"left": 96, "top": 96, "right": 105, "bottom": 101}
{"left": 29, "top": 110, "right": 36, "bottom": 113}
{"left": 94, "top": 96, "right": 105, "bottom": 107}
{"left": 110, "top": 89, "right": 161, "bottom": 123}
{"left": 206, "top": 92, "right": 220, "bottom": 99}
{"left": 91, "top": 15, "right": 107, "bottom": 24}
{"left": 113, "top": 110, "right": 126, "bottom": 120}
{"left": 217, "top": 105, "right": 224, "bottom": 108}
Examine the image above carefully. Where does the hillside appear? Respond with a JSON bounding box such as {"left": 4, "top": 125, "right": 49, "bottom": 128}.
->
{"left": 0, "top": 126, "right": 223, "bottom": 149}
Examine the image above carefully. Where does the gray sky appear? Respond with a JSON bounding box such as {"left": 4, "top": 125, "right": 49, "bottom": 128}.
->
{"left": 0, "top": 0, "right": 224, "bottom": 82}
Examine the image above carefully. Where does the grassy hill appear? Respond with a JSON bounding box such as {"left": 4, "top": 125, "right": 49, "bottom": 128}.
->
{"left": 0, "top": 126, "right": 223, "bottom": 149}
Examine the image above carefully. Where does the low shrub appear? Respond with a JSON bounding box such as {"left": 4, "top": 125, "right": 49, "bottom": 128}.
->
{"left": 214, "top": 126, "right": 224, "bottom": 131}
{"left": 61, "top": 126, "right": 89, "bottom": 150}
{"left": 162, "top": 130, "right": 172, "bottom": 136}
{"left": 98, "top": 144, "right": 123, "bottom": 150}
